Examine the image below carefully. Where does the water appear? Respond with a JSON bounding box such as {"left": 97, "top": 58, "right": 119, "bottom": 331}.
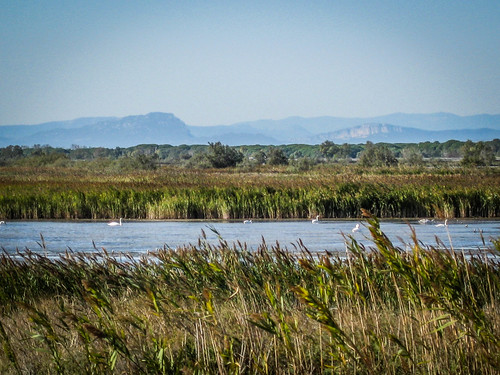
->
{"left": 1, "top": 219, "right": 499, "bottom": 257}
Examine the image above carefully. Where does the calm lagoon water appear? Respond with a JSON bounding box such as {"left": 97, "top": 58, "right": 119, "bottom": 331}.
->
{"left": 1, "top": 219, "right": 499, "bottom": 257}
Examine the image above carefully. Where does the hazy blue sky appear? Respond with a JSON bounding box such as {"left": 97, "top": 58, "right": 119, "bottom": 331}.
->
{"left": 1, "top": 1, "right": 499, "bottom": 126}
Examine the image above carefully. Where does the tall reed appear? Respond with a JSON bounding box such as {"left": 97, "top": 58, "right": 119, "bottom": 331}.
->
{"left": 2, "top": 166, "right": 499, "bottom": 219}
{"left": 1, "top": 183, "right": 499, "bottom": 220}
{"left": 0, "top": 218, "right": 498, "bottom": 373}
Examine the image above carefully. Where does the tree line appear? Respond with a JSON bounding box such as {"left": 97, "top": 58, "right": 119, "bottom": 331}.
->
{"left": 1, "top": 139, "right": 498, "bottom": 170}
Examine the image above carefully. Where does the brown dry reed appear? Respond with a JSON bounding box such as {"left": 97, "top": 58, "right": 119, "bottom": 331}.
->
{"left": 0, "top": 213, "right": 499, "bottom": 374}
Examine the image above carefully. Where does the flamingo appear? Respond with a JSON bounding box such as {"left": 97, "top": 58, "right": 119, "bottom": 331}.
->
{"left": 312, "top": 215, "right": 319, "bottom": 224}
{"left": 352, "top": 223, "right": 360, "bottom": 233}
{"left": 107, "top": 218, "right": 122, "bottom": 226}
{"left": 435, "top": 219, "right": 448, "bottom": 227}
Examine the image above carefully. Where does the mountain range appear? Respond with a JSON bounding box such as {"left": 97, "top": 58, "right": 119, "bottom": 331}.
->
{"left": 0, "top": 112, "right": 499, "bottom": 148}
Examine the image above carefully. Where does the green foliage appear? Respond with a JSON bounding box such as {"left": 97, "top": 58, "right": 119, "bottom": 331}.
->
{"left": 401, "top": 146, "right": 424, "bottom": 166}
{"left": 0, "top": 145, "right": 23, "bottom": 165}
{"left": 16, "top": 152, "right": 71, "bottom": 167}
{"left": 319, "top": 141, "right": 354, "bottom": 160}
{"left": 289, "top": 157, "right": 315, "bottom": 172}
{"left": 206, "top": 142, "right": 244, "bottom": 168}
{"left": 319, "top": 140, "right": 339, "bottom": 158}
{"left": 359, "top": 142, "right": 398, "bottom": 167}
{"left": 266, "top": 147, "right": 288, "bottom": 165}
{"left": 461, "top": 140, "right": 496, "bottom": 166}
{"left": 1, "top": 139, "right": 499, "bottom": 169}
{"left": 252, "top": 150, "right": 267, "bottom": 165}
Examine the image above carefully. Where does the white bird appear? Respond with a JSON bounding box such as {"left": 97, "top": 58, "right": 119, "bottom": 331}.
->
{"left": 107, "top": 218, "right": 122, "bottom": 226}
{"left": 435, "top": 219, "right": 448, "bottom": 227}
{"left": 312, "top": 215, "right": 320, "bottom": 224}
{"left": 243, "top": 219, "right": 252, "bottom": 224}
{"left": 0, "top": 221, "right": 5, "bottom": 225}
{"left": 352, "top": 223, "right": 360, "bottom": 233}
{"left": 418, "top": 219, "right": 429, "bottom": 224}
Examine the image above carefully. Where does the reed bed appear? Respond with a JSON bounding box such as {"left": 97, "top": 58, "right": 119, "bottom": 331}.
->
{"left": 0, "top": 214, "right": 498, "bottom": 374}
{"left": 1, "top": 166, "right": 499, "bottom": 219}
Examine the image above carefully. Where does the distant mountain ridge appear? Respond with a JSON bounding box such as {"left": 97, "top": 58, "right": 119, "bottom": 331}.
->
{"left": 0, "top": 112, "right": 499, "bottom": 148}
{"left": 314, "top": 123, "right": 500, "bottom": 144}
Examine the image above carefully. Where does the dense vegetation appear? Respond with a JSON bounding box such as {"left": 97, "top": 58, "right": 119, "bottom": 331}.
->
{"left": 0, "top": 139, "right": 498, "bottom": 221}
{"left": 0, "top": 163, "right": 499, "bottom": 220}
{"left": 0, "top": 214, "right": 498, "bottom": 374}
{"left": 1, "top": 139, "right": 499, "bottom": 170}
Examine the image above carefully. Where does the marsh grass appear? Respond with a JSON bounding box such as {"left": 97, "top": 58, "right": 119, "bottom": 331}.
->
{"left": 1, "top": 166, "right": 499, "bottom": 219}
{"left": 0, "top": 216, "right": 499, "bottom": 374}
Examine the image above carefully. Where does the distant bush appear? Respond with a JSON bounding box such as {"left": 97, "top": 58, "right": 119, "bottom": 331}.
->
{"left": 206, "top": 142, "right": 244, "bottom": 168}
{"left": 266, "top": 147, "right": 288, "bottom": 166}
{"left": 359, "top": 142, "right": 398, "bottom": 167}
{"left": 461, "top": 140, "right": 495, "bottom": 166}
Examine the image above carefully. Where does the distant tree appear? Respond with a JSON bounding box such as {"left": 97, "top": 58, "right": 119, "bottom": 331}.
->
{"left": 291, "top": 157, "right": 315, "bottom": 171}
{"left": 339, "top": 143, "right": 352, "bottom": 159}
{"left": 319, "top": 140, "right": 340, "bottom": 158}
{"left": 375, "top": 145, "right": 398, "bottom": 167}
{"left": 419, "top": 141, "right": 442, "bottom": 158}
{"left": 442, "top": 140, "right": 463, "bottom": 158}
{"left": 71, "top": 148, "right": 93, "bottom": 160}
{"left": 488, "top": 139, "right": 500, "bottom": 155}
{"left": 358, "top": 142, "right": 375, "bottom": 167}
{"left": 30, "top": 148, "right": 44, "bottom": 157}
{"left": 401, "top": 146, "right": 424, "bottom": 166}
{"left": 478, "top": 142, "right": 495, "bottom": 165}
{"left": 266, "top": 147, "right": 289, "bottom": 166}
{"left": 206, "top": 142, "right": 244, "bottom": 168}
{"left": 135, "top": 154, "right": 159, "bottom": 170}
{"left": 113, "top": 147, "right": 124, "bottom": 158}
{"left": 93, "top": 147, "right": 110, "bottom": 159}
{"left": 252, "top": 150, "right": 267, "bottom": 165}
{"left": 21, "top": 152, "right": 69, "bottom": 167}
{"left": 0, "top": 145, "right": 23, "bottom": 159}
{"left": 185, "top": 153, "right": 211, "bottom": 168}
{"left": 359, "top": 142, "right": 398, "bottom": 167}
{"left": 0, "top": 145, "right": 23, "bottom": 166}
{"left": 461, "top": 140, "right": 495, "bottom": 166}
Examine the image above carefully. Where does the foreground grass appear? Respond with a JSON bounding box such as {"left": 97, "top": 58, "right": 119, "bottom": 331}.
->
{"left": 0, "top": 213, "right": 499, "bottom": 374}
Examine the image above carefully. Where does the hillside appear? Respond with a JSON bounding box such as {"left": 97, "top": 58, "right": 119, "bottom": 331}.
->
{"left": 0, "top": 112, "right": 499, "bottom": 147}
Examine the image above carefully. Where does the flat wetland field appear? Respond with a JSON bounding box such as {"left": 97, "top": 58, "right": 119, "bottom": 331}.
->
{"left": 1, "top": 165, "right": 499, "bottom": 220}
{"left": 2, "top": 164, "right": 499, "bottom": 189}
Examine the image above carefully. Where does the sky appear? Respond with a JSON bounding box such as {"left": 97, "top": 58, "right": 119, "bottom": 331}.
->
{"left": 1, "top": 0, "right": 499, "bottom": 126}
